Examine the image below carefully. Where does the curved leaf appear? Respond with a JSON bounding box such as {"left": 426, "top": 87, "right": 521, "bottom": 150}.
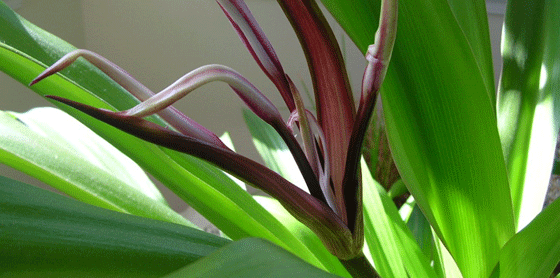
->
{"left": 446, "top": 0, "right": 495, "bottom": 103}
{"left": 498, "top": 0, "right": 560, "bottom": 230}
{"left": 254, "top": 196, "right": 350, "bottom": 277}
{"left": 0, "top": 176, "right": 229, "bottom": 277}
{"left": 164, "top": 238, "right": 339, "bottom": 278}
{"left": 243, "top": 109, "right": 306, "bottom": 191}
{"left": 499, "top": 199, "right": 560, "bottom": 278}
{"left": 361, "top": 160, "right": 437, "bottom": 278}
{"left": 244, "top": 111, "right": 349, "bottom": 276}
{"left": 0, "top": 108, "right": 192, "bottom": 227}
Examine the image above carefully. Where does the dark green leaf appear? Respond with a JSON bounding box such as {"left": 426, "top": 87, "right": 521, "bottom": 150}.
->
{"left": 163, "top": 238, "right": 339, "bottom": 278}
{"left": 0, "top": 176, "right": 229, "bottom": 277}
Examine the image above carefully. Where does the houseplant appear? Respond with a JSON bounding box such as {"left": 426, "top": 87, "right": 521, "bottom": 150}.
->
{"left": 1, "top": 0, "right": 559, "bottom": 277}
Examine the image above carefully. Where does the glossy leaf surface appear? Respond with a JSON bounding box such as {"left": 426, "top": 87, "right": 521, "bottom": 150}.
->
{"left": 361, "top": 160, "right": 436, "bottom": 278}
{"left": 0, "top": 107, "right": 192, "bottom": 226}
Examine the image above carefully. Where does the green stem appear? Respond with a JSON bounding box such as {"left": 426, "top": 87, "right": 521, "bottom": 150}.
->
{"left": 339, "top": 252, "right": 380, "bottom": 278}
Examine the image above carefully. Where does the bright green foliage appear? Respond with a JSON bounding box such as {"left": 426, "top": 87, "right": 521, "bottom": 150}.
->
{"left": 499, "top": 195, "right": 560, "bottom": 277}
{"left": 361, "top": 160, "right": 437, "bottom": 278}
{"left": 243, "top": 110, "right": 306, "bottom": 189}
{"left": 0, "top": 107, "right": 192, "bottom": 227}
{"left": 322, "top": 1, "right": 514, "bottom": 277}
{"left": 321, "top": 0, "right": 559, "bottom": 277}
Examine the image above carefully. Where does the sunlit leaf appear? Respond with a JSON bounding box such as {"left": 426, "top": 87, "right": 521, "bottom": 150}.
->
{"left": 0, "top": 108, "right": 193, "bottom": 226}
{"left": 498, "top": 0, "right": 560, "bottom": 230}
{"left": 361, "top": 159, "right": 437, "bottom": 278}
{"left": 0, "top": 2, "right": 322, "bottom": 266}
{"left": 243, "top": 109, "right": 306, "bottom": 191}
{"left": 499, "top": 199, "right": 560, "bottom": 278}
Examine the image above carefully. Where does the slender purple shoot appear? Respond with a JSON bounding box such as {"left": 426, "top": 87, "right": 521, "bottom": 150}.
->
{"left": 29, "top": 49, "right": 228, "bottom": 149}
{"left": 342, "top": 0, "right": 398, "bottom": 232}
{"left": 217, "top": 0, "right": 295, "bottom": 111}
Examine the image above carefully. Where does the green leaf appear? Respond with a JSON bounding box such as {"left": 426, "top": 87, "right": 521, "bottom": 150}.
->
{"left": 498, "top": 198, "right": 560, "bottom": 278}
{"left": 319, "top": 0, "right": 377, "bottom": 54}
{"left": 446, "top": 0, "right": 495, "bottom": 103}
{"left": 432, "top": 233, "right": 463, "bottom": 278}
{"left": 321, "top": 0, "right": 515, "bottom": 277}
{"left": 554, "top": 160, "right": 560, "bottom": 176}
{"left": 0, "top": 175, "right": 229, "bottom": 277}
{"left": 253, "top": 196, "right": 350, "bottom": 278}
{"left": 405, "top": 204, "right": 434, "bottom": 261}
{"left": 0, "top": 107, "right": 194, "bottom": 227}
{"left": 387, "top": 179, "right": 407, "bottom": 199}
{"left": 163, "top": 238, "right": 339, "bottom": 278}
{"left": 243, "top": 109, "right": 306, "bottom": 190}
{"left": 0, "top": 2, "right": 320, "bottom": 267}
{"left": 361, "top": 159, "right": 437, "bottom": 278}
{"left": 498, "top": 0, "right": 560, "bottom": 230}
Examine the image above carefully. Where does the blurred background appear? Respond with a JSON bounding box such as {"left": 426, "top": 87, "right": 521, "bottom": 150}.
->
{"left": 0, "top": 0, "right": 508, "bottom": 229}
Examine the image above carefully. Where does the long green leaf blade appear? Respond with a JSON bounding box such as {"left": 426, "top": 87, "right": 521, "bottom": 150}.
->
{"left": 362, "top": 160, "right": 437, "bottom": 278}
{"left": 498, "top": 0, "right": 560, "bottom": 230}
{"left": 321, "top": 0, "right": 515, "bottom": 277}
{"left": 499, "top": 199, "right": 560, "bottom": 278}
{"left": 446, "top": 0, "right": 495, "bottom": 103}
{"left": 12, "top": 107, "right": 166, "bottom": 203}
{"left": 0, "top": 108, "right": 192, "bottom": 227}
{"left": 0, "top": 176, "right": 229, "bottom": 277}
{"left": 164, "top": 238, "right": 339, "bottom": 278}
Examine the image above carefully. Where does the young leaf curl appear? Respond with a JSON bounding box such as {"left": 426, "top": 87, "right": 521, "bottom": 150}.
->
{"left": 217, "top": 0, "right": 295, "bottom": 111}
{"left": 29, "top": 49, "right": 228, "bottom": 149}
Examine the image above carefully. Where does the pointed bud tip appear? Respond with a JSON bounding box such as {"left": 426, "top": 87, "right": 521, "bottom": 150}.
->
{"left": 28, "top": 76, "right": 41, "bottom": 86}
{"left": 29, "top": 70, "right": 54, "bottom": 87}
